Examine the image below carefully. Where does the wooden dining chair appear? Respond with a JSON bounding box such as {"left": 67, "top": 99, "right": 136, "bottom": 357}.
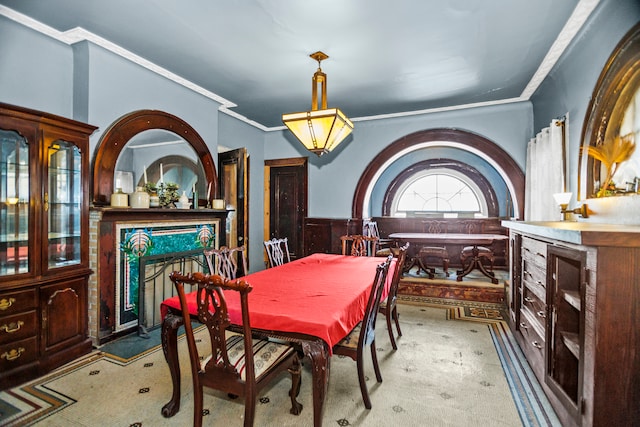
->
{"left": 204, "top": 245, "right": 248, "bottom": 279}
{"left": 263, "top": 237, "right": 291, "bottom": 268}
{"left": 362, "top": 219, "right": 395, "bottom": 256}
{"left": 378, "top": 243, "right": 409, "bottom": 350}
{"left": 418, "top": 220, "right": 450, "bottom": 277}
{"left": 340, "top": 234, "right": 378, "bottom": 256}
{"left": 332, "top": 255, "right": 393, "bottom": 409}
{"left": 458, "top": 220, "right": 495, "bottom": 272}
{"left": 170, "top": 271, "right": 303, "bottom": 427}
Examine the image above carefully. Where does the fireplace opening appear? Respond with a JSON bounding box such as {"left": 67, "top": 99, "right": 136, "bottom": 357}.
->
{"left": 137, "top": 249, "right": 206, "bottom": 337}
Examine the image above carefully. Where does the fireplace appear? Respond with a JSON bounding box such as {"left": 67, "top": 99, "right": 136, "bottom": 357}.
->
{"left": 137, "top": 249, "right": 204, "bottom": 336}
{"left": 89, "top": 208, "right": 227, "bottom": 345}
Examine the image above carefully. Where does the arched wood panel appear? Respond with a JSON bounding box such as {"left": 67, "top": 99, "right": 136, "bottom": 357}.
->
{"left": 91, "top": 110, "right": 217, "bottom": 205}
{"left": 352, "top": 128, "right": 525, "bottom": 219}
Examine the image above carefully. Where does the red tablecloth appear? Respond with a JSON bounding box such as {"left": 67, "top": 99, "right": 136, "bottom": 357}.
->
{"left": 160, "top": 253, "right": 394, "bottom": 351}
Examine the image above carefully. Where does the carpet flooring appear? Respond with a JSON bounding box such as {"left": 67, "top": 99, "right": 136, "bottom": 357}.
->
{"left": 0, "top": 301, "right": 561, "bottom": 427}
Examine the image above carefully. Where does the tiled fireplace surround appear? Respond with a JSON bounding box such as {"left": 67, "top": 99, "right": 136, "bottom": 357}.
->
{"left": 88, "top": 209, "right": 224, "bottom": 345}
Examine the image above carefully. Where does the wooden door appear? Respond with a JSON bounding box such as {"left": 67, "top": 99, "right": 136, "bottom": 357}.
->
{"left": 218, "top": 148, "right": 248, "bottom": 256}
{"left": 264, "top": 158, "right": 307, "bottom": 262}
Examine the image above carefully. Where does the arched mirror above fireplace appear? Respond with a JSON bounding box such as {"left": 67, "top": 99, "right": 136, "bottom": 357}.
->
{"left": 91, "top": 110, "right": 217, "bottom": 206}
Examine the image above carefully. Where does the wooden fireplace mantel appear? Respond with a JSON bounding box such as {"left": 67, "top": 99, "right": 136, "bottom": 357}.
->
{"left": 89, "top": 207, "right": 229, "bottom": 344}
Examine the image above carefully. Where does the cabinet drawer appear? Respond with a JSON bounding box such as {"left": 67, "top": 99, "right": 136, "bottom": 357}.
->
{"left": 0, "top": 310, "right": 38, "bottom": 345}
{"left": 521, "top": 236, "right": 547, "bottom": 261}
{"left": 0, "top": 289, "right": 37, "bottom": 316}
{"left": 521, "top": 287, "right": 547, "bottom": 330}
{"left": 522, "top": 280, "right": 546, "bottom": 308}
{"left": 522, "top": 259, "right": 546, "bottom": 288}
{"left": 0, "top": 336, "right": 38, "bottom": 370}
{"left": 517, "top": 310, "right": 545, "bottom": 378}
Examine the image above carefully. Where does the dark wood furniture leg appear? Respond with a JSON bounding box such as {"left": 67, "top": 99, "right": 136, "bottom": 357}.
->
{"left": 301, "top": 340, "right": 330, "bottom": 427}
{"left": 397, "top": 245, "right": 433, "bottom": 277}
{"left": 455, "top": 246, "right": 498, "bottom": 284}
{"left": 161, "top": 312, "right": 184, "bottom": 417}
{"left": 160, "top": 310, "right": 329, "bottom": 427}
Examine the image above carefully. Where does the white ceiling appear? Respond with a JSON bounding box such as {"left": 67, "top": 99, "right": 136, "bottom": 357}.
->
{"left": 0, "top": 0, "right": 600, "bottom": 129}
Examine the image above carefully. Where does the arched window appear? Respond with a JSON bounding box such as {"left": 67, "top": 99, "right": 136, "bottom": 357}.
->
{"left": 352, "top": 129, "right": 525, "bottom": 220}
{"left": 392, "top": 169, "right": 487, "bottom": 217}
{"left": 381, "top": 158, "right": 499, "bottom": 217}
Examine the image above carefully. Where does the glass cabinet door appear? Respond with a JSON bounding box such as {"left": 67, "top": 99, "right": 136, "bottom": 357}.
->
{"left": 47, "top": 139, "right": 82, "bottom": 269}
{"left": 0, "top": 129, "right": 30, "bottom": 276}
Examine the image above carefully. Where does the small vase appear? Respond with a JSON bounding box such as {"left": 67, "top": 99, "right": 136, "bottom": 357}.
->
{"left": 149, "top": 193, "right": 160, "bottom": 208}
{"left": 130, "top": 186, "right": 150, "bottom": 209}
{"left": 110, "top": 188, "right": 128, "bottom": 208}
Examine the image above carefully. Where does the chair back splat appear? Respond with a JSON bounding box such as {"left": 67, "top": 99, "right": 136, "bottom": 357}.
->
{"left": 332, "top": 255, "right": 393, "bottom": 409}
{"left": 362, "top": 219, "right": 395, "bottom": 256}
{"left": 418, "top": 220, "right": 450, "bottom": 278}
{"left": 170, "top": 271, "right": 302, "bottom": 426}
{"left": 263, "top": 237, "right": 291, "bottom": 268}
{"left": 379, "top": 243, "right": 409, "bottom": 350}
{"left": 204, "top": 245, "right": 248, "bottom": 279}
{"left": 340, "top": 234, "right": 378, "bottom": 256}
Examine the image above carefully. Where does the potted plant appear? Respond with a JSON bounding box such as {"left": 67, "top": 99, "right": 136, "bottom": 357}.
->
{"left": 159, "top": 182, "right": 180, "bottom": 208}
{"left": 143, "top": 182, "right": 157, "bottom": 195}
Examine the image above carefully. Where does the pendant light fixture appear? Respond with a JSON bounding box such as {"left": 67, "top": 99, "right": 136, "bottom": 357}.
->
{"left": 282, "top": 51, "right": 354, "bottom": 156}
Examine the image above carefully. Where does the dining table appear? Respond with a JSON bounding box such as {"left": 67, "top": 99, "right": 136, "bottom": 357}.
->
{"left": 158, "top": 252, "right": 395, "bottom": 427}
{"left": 389, "top": 232, "right": 508, "bottom": 283}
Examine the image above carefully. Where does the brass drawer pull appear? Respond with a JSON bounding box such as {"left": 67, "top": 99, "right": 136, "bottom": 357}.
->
{"left": 519, "top": 322, "right": 528, "bottom": 329}
{"left": 531, "top": 341, "right": 542, "bottom": 349}
{"left": 537, "top": 310, "right": 546, "bottom": 318}
{"left": 524, "top": 297, "right": 534, "bottom": 303}
{"left": 1, "top": 347, "right": 25, "bottom": 361}
{"left": 1, "top": 321, "right": 24, "bottom": 333}
{"left": 0, "top": 298, "right": 16, "bottom": 311}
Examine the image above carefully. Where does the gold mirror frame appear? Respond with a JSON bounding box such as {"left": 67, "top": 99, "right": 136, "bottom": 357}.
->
{"left": 579, "top": 22, "right": 640, "bottom": 199}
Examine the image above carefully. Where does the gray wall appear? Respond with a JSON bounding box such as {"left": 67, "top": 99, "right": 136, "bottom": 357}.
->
{"left": 0, "top": 16, "right": 73, "bottom": 116}
{"left": 531, "top": 0, "right": 640, "bottom": 223}
{"left": 265, "top": 101, "right": 531, "bottom": 219}
{"left": 218, "top": 113, "right": 265, "bottom": 270}
{"left": 1, "top": 0, "right": 638, "bottom": 273}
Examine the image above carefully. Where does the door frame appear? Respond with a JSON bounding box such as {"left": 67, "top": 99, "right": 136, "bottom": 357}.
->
{"left": 219, "top": 148, "right": 248, "bottom": 269}
{"left": 264, "top": 157, "right": 308, "bottom": 264}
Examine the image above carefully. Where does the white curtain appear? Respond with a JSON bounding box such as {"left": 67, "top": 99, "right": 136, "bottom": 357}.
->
{"left": 525, "top": 119, "right": 566, "bottom": 221}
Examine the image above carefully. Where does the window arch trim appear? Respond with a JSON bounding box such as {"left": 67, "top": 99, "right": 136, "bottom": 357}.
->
{"left": 352, "top": 128, "right": 524, "bottom": 219}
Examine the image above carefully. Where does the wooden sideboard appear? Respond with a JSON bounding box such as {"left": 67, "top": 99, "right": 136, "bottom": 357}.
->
{"left": 503, "top": 220, "right": 640, "bottom": 426}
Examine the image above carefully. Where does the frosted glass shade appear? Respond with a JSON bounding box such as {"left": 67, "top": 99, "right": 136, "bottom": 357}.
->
{"left": 282, "top": 108, "right": 353, "bottom": 156}
{"left": 553, "top": 192, "right": 572, "bottom": 206}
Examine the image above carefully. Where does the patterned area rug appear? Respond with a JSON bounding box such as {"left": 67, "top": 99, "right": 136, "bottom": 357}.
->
{"left": 0, "top": 301, "right": 560, "bottom": 427}
{"left": 399, "top": 268, "right": 509, "bottom": 304}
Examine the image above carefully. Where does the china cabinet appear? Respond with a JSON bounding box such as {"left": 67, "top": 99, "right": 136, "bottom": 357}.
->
{"left": 0, "top": 103, "right": 97, "bottom": 389}
{"left": 503, "top": 220, "right": 640, "bottom": 426}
